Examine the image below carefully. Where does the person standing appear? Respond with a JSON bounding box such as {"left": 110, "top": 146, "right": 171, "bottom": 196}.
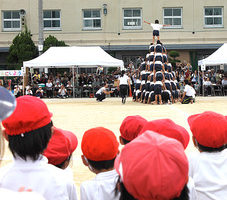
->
{"left": 118, "top": 70, "right": 130, "bottom": 104}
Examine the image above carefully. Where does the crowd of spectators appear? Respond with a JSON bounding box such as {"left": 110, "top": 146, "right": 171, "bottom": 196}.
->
{"left": 0, "top": 62, "right": 227, "bottom": 98}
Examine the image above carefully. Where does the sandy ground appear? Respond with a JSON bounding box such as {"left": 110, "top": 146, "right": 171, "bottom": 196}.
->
{"left": 1, "top": 96, "right": 227, "bottom": 197}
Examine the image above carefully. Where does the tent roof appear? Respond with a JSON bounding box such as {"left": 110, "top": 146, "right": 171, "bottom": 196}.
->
{"left": 23, "top": 46, "right": 124, "bottom": 68}
{"left": 198, "top": 43, "right": 227, "bottom": 66}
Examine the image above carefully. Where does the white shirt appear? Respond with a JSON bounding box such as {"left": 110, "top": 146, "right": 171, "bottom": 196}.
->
{"left": 59, "top": 88, "right": 67, "bottom": 95}
{"left": 46, "top": 82, "right": 53, "bottom": 88}
{"left": 0, "top": 156, "right": 77, "bottom": 200}
{"left": 189, "top": 149, "right": 227, "bottom": 200}
{"left": 119, "top": 74, "right": 129, "bottom": 85}
{"left": 96, "top": 87, "right": 106, "bottom": 95}
{"left": 184, "top": 85, "right": 196, "bottom": 97}
{"left": 150, "top": 23, "right": 163, "bottom": 31}
{"left": 187, "top": 177, "right": 198, "bottom": 200}
{"left": 0, "top": 188, "right": 45, "bottom": 200}
{"left": 80, "top": 169, "right": 120, "bottom": 200}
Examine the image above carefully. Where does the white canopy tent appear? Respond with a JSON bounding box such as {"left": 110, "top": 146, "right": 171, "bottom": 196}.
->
{"left": 198, "top": 43, "right": 227, "bottom": 67}
{"left": 23, "top": 46, "right": 124, "bottom": 97}
{"left": 23, "top": 46, "right": 124, "bottom": 68}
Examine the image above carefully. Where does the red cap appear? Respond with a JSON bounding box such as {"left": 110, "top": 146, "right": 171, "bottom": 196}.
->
{"left": 115, "top": 131, "right": 188, "bottom": 200}
{"left": 120, "top": 115, "right": 147, "bottom": 141}
{"left": 81, "top": 127, "right": 119, "bottom": 161}
{"left": 43, "top": 127, "right": 78, "bottom": 165}
{"left": 188, "top": 111, "right": 227, "bottom": 148}
{"left": 2, "top": 96, "right": 52, "bottom": 136}
{"left": 140, "top": 119, "right": 190, "bottom": 149}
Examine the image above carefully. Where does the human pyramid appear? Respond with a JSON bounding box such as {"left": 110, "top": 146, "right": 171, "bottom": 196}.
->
{"left": 132, "top": 20, "right": 180, "bottom": 105}
{"left": 132, "top": 40, "right": 180, "bottom": 105}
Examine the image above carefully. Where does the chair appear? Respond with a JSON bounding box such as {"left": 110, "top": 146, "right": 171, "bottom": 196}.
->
{"left": 223, "top": 85, "right": 227, "bottom": 96}
{"left": 213, "top": 85, "right": 223, "bottom": 96}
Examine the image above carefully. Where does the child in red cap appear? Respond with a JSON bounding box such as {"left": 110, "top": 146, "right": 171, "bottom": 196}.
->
{"left": 119, "top": 115, "right": 147, "bottom": 145}
{"left": 188, "top": 111, "right": 227, "bottom": 200}
{"left": 115, "top": 131, "right": 191, "bottom": 200}
{"left": 0, "top": 87, "right": 44, "bottom": 199}
{"left": 80, "top": 127, "right": 120, "bottom": 200}
{"left": 43, "top": 127, "right": 78, "bottom": 169}
{"left": 0, "top": 96, "right": 77, "bottom": 200}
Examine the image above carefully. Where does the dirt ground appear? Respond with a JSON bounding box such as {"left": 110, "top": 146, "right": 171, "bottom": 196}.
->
{"left": 1, "top": 96, "right": 227, "bottom": 197}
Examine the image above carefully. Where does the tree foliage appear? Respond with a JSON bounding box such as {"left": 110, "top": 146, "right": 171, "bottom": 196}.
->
{"left": 43, "top": 35, "right": 67, "bottom": 52}
{"left": 168, "top": 50, "right": 181, "bottom": 70}
{"left": 7, "top": 27, "right": 37, "bottom": 69}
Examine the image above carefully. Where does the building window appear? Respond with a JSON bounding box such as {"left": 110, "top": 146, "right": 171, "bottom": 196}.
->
{"left": 2, "top": 11, "right": 21, "bottom": 31}
{"left": 204, "top": 7, "right": 223, "bottom": 27}
{"left": 83, "top": 9, "right": 101, "bottom": 30}
{"left": 163, "top": 8, "right": 182, "bottom": 28}
{"left": 123, "top": 8, "right": 142, "bottom": 29}
{"left": 43, "top": 10, "right": 61, "bottom": 30}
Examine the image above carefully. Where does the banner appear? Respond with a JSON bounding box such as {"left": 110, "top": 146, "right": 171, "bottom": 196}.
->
{"left": 0, "top": 70, "right": 23, "bottom": 77}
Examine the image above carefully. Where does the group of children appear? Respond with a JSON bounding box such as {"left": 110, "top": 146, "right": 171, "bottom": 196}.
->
{"left": 132, "top": 40, "right": 183, "bottom": 105}
{"left": 0, "top": 87, "right": 226, "bottom": 200}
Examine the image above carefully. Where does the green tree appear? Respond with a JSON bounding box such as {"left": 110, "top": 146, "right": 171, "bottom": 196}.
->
{"left": 7, "top": 27, "right": 37, "bottom": 69}
{"left": 168, "top": 51, "right": 181, "bottom": 70}
{"left": 43, "top": 35, "right": 67, "bottom": 52}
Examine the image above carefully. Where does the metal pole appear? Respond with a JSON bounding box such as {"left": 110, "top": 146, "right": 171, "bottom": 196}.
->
{"left": 202, "top": 70, "right": 205, "bottom": 97}
{"left": 38, "top": 0, "right": 44, "bottom": 56}
{"left": 72, "top": 66, "right": 75, "bottom": 98}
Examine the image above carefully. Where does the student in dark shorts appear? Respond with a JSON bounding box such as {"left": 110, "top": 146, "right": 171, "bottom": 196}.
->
{"left": 154, "top": 79, "right": 163, "bottom": 105}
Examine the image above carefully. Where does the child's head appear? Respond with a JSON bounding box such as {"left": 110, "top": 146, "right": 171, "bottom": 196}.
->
{"left": 81, "top": 127, "right": 119, "bottom": 172}
{"left": 140, "top": 118, "right": 190, "bottom": 149}
{"left": 155, "top": 19, "right": 159, "bottom": 24}
{"left": 115, "top": 131, "right": 189, "bottom": 200}
{"left": 119, "top": 115, "right": 147, "bottom": 145}
{"left": 43, "top": 127, "right": 78, "bottom": 169}
{"left": 188, "top": 111, "right": 227, "bottom": 152}
{"left": 2, "top": 96, "right": 53, "bottom": 161}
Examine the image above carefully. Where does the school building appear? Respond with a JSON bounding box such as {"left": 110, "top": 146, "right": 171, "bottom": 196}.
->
{"left": 0, "top": 0, "right": 227, "bottom": 70}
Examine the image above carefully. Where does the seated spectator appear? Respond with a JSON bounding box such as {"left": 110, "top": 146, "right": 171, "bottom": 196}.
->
{"left": 54, "top": 82, "right": 61, "bottom": 97}
{"left": 1, "top": 96, "right": 78, "bottom": 200}
{"left": 25, "top": 86, "right": 33, "bottom": 96}
{"left": 46, "top": 79, "right": 53, "bottom": 98}
{"left": 222, "top": 75, "right": 227, "bottom": 86}
{"left": 14, "top": 85, "right": 22, "bottom": 98}
{"left": 58, "top": 85, "right": 68, "bottom": 98}
{"left": 66, "top": 81, "right": 73, "bottom": 97}
{"left": 203, "top": 77, "right": 212, "bottom": 96}
{"left": 80, "top": 127, "right": 120, "bottom": 200}
{"left": 115, "top": 131, "right": 192, "bottom": 200}
{"left": 188, "top": 111, "right": 227, "bottom": 200}
{"left": 119, "top": 115, "right": 147, "bottom": 145}
{"left": 35, "top": 87, "right": 44, "bottom": 98}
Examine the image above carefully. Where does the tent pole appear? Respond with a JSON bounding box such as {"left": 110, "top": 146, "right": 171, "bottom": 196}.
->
{"left": 23, "top": 68, "right": 25, "bottom": 96}
{"left": 72, "top": 66, "right": 75, "bottom": 98}
{"left": 202, "top": 67, "right": 205, "bottom": 97}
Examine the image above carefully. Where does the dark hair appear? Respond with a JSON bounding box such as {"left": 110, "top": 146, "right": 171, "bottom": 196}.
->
{"left": 116, "top": 178, "right": 189, "bottom": 200}
{"left": 157, "top": 40, "right": 162, "bottom": 45}
{"left": 55, "top": 155, "right": 72, "bottom": 169}
{"left": 8, "top": 121, "right": 53, "bottom": 161}
{"left": 115, "top": 177, "right": 136, "bottom": 200}
{"left": 155, "top": 19, "right": 159, "bottom": 24}
{"left": 184, "top": 80, "right": 189, "bottom": 85}
{"left": 121, "top": 137, "right": 130, "bottom": 145}
{"left": 87, "top": 157, "right": 116, "bottom": 170}
{"left": 121, "top": 70, "right": 125, "bottom": 77}
{"left": 197, "top": 142, "right": 226, "bottom": 153}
